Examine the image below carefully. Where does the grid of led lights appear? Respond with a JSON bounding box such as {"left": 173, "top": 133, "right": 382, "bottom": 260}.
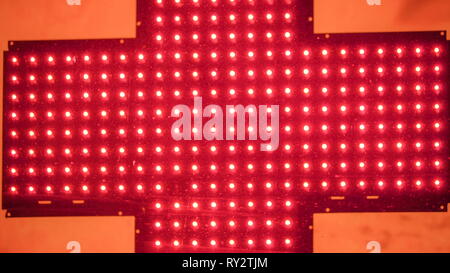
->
{"left": 2, "top": 0, "right": 448, "bottom": 252}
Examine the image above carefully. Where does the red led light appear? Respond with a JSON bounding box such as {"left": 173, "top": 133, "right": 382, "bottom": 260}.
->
{"left": 2, "top": 0, "right": 448, "bottom": 254}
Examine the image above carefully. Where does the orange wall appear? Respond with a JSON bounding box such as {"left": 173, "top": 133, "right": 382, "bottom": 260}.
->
{"left": 315, "top": 0, "right": 450, "bottom": 39}
{"left": 314, "top": 211, "right": 450, "bottom": 253}
{"left": 0, "top": 216, "right": 135, "bottom": 253}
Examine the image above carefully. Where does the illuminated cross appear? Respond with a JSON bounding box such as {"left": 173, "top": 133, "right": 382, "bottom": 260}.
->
{"left": 3, "top": 0, "right": 448, "bottom": 252}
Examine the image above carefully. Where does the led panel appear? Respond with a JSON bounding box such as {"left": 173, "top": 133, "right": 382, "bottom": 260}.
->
{"left": 2, "top": 0, "right": 449, "bottom": 252}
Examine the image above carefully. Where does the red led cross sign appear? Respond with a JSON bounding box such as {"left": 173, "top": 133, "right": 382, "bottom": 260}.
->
{"left": 2, "top": 0, "right": 448, "bottom": 252}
